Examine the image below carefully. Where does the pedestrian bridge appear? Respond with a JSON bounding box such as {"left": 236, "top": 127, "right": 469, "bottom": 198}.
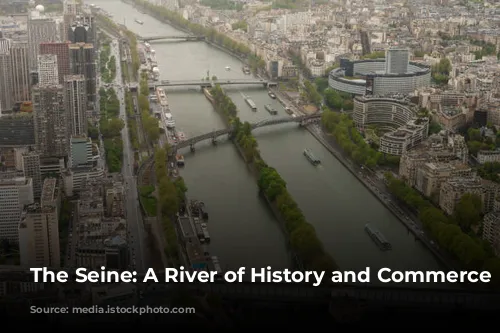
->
{"left": 172, "top": 114, "right": 321, "bottom": 152}
{"left": 149, "top": 79, "right": 278, "bottom": 89}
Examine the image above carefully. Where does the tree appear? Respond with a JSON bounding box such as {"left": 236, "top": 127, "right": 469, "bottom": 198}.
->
{"left": 290, "top": 223, "right": 323, "bottom": 262}
{"left": 453, "top": 193, "right": 482, "bottom": 231}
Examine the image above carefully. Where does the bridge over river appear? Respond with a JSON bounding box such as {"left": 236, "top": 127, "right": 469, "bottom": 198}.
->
{"left": 172, "top": 114, "right": 321, "bottom": 152}
{"left": 149, "top": 79, "right": 278, "bottom": 89}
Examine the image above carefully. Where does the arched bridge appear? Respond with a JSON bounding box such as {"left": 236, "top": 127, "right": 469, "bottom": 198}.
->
{"left": 173, "top": 114, "right": 321, "bottom": 152}
{"left": 151, "top": 79, "right": 278, "bottom": 89}
{"left": 139, "top": 35, "right": 206, "bottom": 42}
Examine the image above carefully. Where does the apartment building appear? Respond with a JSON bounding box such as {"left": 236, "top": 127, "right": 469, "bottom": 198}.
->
{"left": 477, "top": 150, "right": 500, "bottom": 164}
{"left": 482, "top": 211, "right": 500, "bottom": 256}
{"left": 439, "top": 177, "right": 499, "bottom": 215}
{"left": 415, "top": 161, "right": 473, "bottom": 199}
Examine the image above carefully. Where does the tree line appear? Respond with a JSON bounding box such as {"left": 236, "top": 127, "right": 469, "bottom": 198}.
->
{"left": 385, "top": 174, "right": 500, "bottom": 287}
{"left": 99, "top": 87, "right": 124, "bottom": 173}
{"left": 138, "top": 74, "right": 161, "bottom": 144}
{"left": 210, "top": 85, "right": 337, "bottom": 273}
{"left": 133, "top": 0, "right": 266, "bottom": 72}
{"left": 154, "top": 147, "right": 188, "bottom": 267}
{"left": 321, "top": 110, "right": 400, "bottom": 168}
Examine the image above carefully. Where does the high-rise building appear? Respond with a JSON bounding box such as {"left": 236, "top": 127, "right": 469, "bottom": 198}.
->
{"left": 69, "top": 135, "right": 93, "bottom": 168}
{"left": 0, "top": 176, "right": 34, "bottom": 243}
{"left": 9, "top": 40, "right": 30, "bottom": 104}
{"left": 22, "top": 151, "right": 42, "bottom": 198}
{"left": 19, "top": 178, "right": 61, "bottom": 268}
{"left": 32, "top": 84, "right": 68, "bottom": 158}
{"left": 0, "top": 38, "right": 12, "bottom": 113}
{"left": 63, "top": 0, "right": 79, "bottom": 15}
{"left": 64, "top": 74, "right": 87, "bottom": 136}
{"left": 63, "top": 0, "right": 79, "bottom": 43}
{"left": 28, "top": 17, "right": 58, "bottom": 70}
{"left": 69, "top": 16, "right": 97, "bottom": 46}
{"left": 37, "top": 54, "right": 59, "bottom": 86}
{"left": 40, "top": 42, "right": 71, "bottom": 84}
{"left": 385, "top": 48, "right": 410, "bottom": 75}
{"left": 69, "top": 43, "right": 96, "bottom": 111}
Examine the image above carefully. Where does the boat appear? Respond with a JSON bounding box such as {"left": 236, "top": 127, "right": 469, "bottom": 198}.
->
{"left": 268, "top": 91, "right": 276, "bottom": 99}
{"left": 242, "top": 66, "right": 251, "bottom": 74}
{"left": 225, "top": 66, "right": 231, "bottom": 71}
{"left": 152, "top": 66, "right": 160, "bottom": 81}
{"left": 211, "top": 256, "right": 222, "bottom": 274}
{"left": 156, "top": 88, "right": 168, "bottom": 107}
{"left": 303, "top": 148, "right": 320, "bottom": 165}
{"left": 365, "top": 224, "right": 392, "bottom": 251}
{"left": 284, "top": 107, "right": 293, "bottom": 115}
{"left": 292, "top": 114, "right": 297, "bottom": 118}
{"left": 135, "top": 19, "right": 143, "bottom": 25}
{"left": 201, "top": 223, "right": 210, "bottom": 242}
{"left": 265, "top": 104, "right": 278, "bottom": 115}
{"left": 164, "top": 112, "right": 175, "bottom": 129}
{"left": 176, "top": 154, "right": 185, "bottom": 166}
{"left": 244, "top": 96, "right": 257, "bottom": 111}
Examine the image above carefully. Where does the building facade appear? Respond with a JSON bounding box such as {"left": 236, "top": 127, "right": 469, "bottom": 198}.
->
{"left": 37, "top": 54, "right": 59, "bottom": 86}
{"left": 0, "top": 176, "right": 34, "bottom": 243}
{"left": 40, "top": 42, "right": 71, "bottom": 84}
{"left": 64, "top": 74, "right": 87, "bottom": 136}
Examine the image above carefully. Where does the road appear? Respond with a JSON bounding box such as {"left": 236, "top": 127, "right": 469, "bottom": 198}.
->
{"left": 109, "top": 38, "right": 148, "bottom": 273}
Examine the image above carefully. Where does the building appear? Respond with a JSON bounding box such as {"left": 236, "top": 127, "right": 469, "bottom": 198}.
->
{"left": 22, "top": 151, "right": 42, "bottom": 198}
{"left": 477, "top": 150, "right": 500, "bottom": 164}
{"left": 63, "top": 0, "right": 79, "bottom": 15}
{"left": 69, "top": 135, "right": 93, "bottom": 168}
{"left": 482, "top": 211, "right": 500, "bottom": 256}
{"left": 0, "top": 113, "right": 35, "bottom": 147}
{"left": 37, "top": 54, "right": 59, "bottom": 86}
{"left": 329, "top": 58, "right": 431, "bottom": 96}
{"left": 28, "top": 17, "right": 58, "bottom": 70}
{"left": 19, "top": 178, "right": 61, "bottom": 268}
{"left": 0, "top": 38, "right": 12, "bottom": 113}
{"left": 379, "top": 118, "right": 429, "bottom": 156}
{"left": 0, "top": 176, "right": 34, "bottom": 243}
{"left": 385, "top": 48, "right": 410, "bottom": 75}
{"left": 69, "top": 43, "right": 96, "bottom": 112}
{"left": 64, "top": 75, "right": 87, "bottom": 136}
{"left": 40, "top": 42, "right": 71, "bottom": 84}
{"left": 32, "top": 84, "right": 68, "bottom": 158}
{"left": 439, "top": 177, "right": 499, "bottom": 215}
{"left": 415, "top": 161, "right": 473, "bottom": 199}
{"left": 68, "top": 16, "right": 97, "bottom": 46}
{"left": 9, "top": 40, "right": 30, "bottom": 104}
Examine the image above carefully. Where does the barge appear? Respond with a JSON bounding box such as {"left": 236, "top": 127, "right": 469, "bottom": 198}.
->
{"left": 135, "top": 19, "right": 143, "bottom": 24}
{"left": 175, "top": 154, "right": 185, "bottom": 166}
{"left": 303, "top": 148, "right": 321, "bottom": 165}
{"left": 245, "top": 97, "right": 257, "bottom": 111}
{"left": 265, "top": 104, "right": 278, "bottom": 115}
{"left": 268, "top": 91, "right": 276, "bottom": 99}
{"left": 365, "top": 224, "right": 392, "bottom": 251}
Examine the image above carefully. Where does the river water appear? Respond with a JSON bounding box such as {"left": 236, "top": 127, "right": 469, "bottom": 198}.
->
{"left": 92, "top": 0, "right": 443, "bottom": 278}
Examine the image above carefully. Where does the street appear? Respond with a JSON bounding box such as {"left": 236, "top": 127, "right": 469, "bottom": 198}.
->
{"left": 109, "top": 38, "right": 148, "bottom": 273}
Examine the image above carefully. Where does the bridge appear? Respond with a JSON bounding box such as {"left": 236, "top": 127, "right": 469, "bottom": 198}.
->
{"left": 173, "top": 114, "right": 321, "bottom": 152}
{"left": 138, "top": 35, "right": 206, "bottom": 42}
{"left": 150, "top": 79, "right": 278, "bottom": 89}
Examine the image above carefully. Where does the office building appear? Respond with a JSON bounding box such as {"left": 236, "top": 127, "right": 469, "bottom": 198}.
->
{"left": 9, "top": 41, "right": 30, "bottom": 104}
{"left": 22, "top": 151, "right": 42, "bottom": 198}
{"left": 40, "top": 42, "right": 71, "bottom": 84}
{"left": 385, "top": 48, "right": 410, "bottom": 75}
{"left": 0, "top": 176, "right": 34, "bottom": 243}
{"left": 19, "top": 178, "right": 61, "bottom": 268}
{"left": 28, "top": 17, "right": 58, "bottom": 70}
{"left": 64, "top": 75, "right": 87, "bottom": 136}
{"left": 0, "top": 114, "right": 35, "bottom": 147}
{"left": 69, "top": 16, "right": 97, "bottom": 45}
{"left": 482, "top": 211, "right": 500, "bottom": 256}
{"left": 69, "top": 135, "right": 93, "bottom": 168}
{"left": 32, "top": 84, "right": 68, "bottom": 158}
{"left": 63, "top": 0, "right": 79, "bottom": 15}
{"left": 439, "top": 177, "right": 499, "bottom": 215}
{"left": 69, "top": 43, "right": 96, "bottom": 111}
{"left": 37, "top": 54, "right": 59, "bottom": 86}
{"left": 0, "top": 38, "right": 12, "bottom": 113}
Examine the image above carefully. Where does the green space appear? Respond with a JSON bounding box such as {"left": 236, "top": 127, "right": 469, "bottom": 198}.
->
{"left": 466, "top": 126, "right": 500, "bottom": 156}
{"left": 138, "top": 74, "right": 161, "bottom": 144}
{"left": 139, "top": 185, "right": 157, "bottom": 216}
{"left": 132, "top": 0, "right": 266, "bottom": 72}
{"left": 125, "top": 91, "right": 140, "bottom": 151}
{"left": 431, "top": 58, "right": 452, "bottom": 85}
{"left": 210, "top": 85, "right": 337, "bottom": 272}
{"left": 201, "top": 0, "right": 243, "bottom": 10}
{"left": 385, "top": 174, "right": 500, "bottom": 287}
{"left": 231, "top": 20, "right": 248, "bottom": 32}
{"left": 155, "top": 147, "right": 188, "bottom": 267}
{"left": 100, "top": 44, "right": 117, "bottom": 83}
{"left": 321, "top": 110, "right": 400, "bottom": 168}
{"left": 99, "top": 87, "right": 125, "bottom": 172}
{"left": 478, "top": 162, "right": 500, "bottom": 183}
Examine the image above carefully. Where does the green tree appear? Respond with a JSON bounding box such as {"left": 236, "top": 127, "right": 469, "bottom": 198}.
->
{"left": 453, "top": 193, "right": 482, "bottom": 231}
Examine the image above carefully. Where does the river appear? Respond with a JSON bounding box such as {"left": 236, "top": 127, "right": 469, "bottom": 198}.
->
{"left": 91, "top": 0, "right": 443, "bottom": 279}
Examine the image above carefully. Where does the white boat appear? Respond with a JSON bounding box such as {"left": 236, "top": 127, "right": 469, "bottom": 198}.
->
{"left": 164, "top": 112, "right": 175, "bottom": 129}
{"left": 225, "top": 66, "right": 231, "bottom": 71}
{"left": 135, "top": 19, "right": 144, "bottom": 25}
{"left": 156, "top": 87, "right": 168, "bottom": 106}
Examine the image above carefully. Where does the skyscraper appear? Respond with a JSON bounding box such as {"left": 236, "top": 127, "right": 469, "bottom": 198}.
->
{"left": 0, "top": 38, "right": 12, "bottom": 113}
{"left": 63, "top": 0, "right": 79, "bottom": 43}
{"left": 22, "top": 151, "right": 42, "bottom": 198}
{"left": 0, "top": 176, "right": 34, "bottom": 243}
{"left": 69, "top": 16, "right": 97, "bottom": 45}
{"left": 28, "top": 17, "right": 58, "bottom": 70}
{"left": 32, "top": 84, "right": 68, "bottom": 158}
{"left": 19, "top": 178, "right": 61, "bottom": 268}
{"left": 385, "top": 48, "right": 410, "bottom": 75}
{"left": 64, "top": 74, "right": 87, "bottom": 136}
{"left": 40, "top": 42, "right": 71, "bottom": 84}
{"left": 69, "top": 43, "right": 96, "bottom": 111}
{"left": 63, "top": 0, "right": 79, "bottom": 15}
{"left": 37, "top": 54, "right": 59, "bottom": 86}
{"left": 9, "top": 40, "right": 30, "bottom": 104}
